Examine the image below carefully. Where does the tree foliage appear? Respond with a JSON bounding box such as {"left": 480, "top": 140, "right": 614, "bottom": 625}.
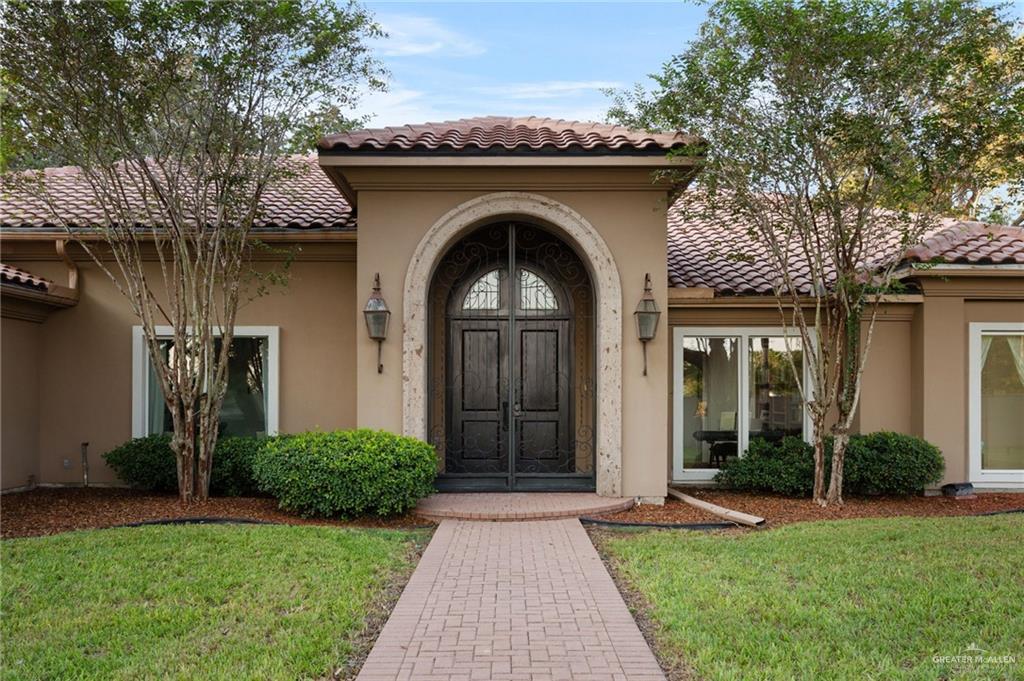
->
{"left": 1, "top": 0, "right": 382, "bottom": 501}
{"left": 612, "top": 0, "right": 1023, "bottom": 505}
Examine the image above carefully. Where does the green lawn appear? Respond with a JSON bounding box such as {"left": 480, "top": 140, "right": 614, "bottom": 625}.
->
{"left": 2, "top": 524, "right": 429, "bottom": 681}
{"left": 600, "top": 515, "right": 1024, "bottom": 681}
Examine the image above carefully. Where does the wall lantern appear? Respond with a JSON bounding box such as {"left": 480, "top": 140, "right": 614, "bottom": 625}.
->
{"left": 363, "top": 273, "right": 391, "bottom": 374}
{"left": 634, "top": 273, "right": 661, "bottom": 376}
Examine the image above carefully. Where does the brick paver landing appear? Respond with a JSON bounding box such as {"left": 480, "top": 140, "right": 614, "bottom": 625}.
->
{"left": 357, "top": 519, "right": 665, "bottom": 681}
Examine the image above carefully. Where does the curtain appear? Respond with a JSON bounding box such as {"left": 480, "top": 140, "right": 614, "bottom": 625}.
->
{"left": 147, "top": 363, "right": 166, "bottom": 434}
{"left": 1005, "top": 335, "right": 1024, "bottom": 387}
{"left": 981, "top": 335, "right": 994, "bottom": 372}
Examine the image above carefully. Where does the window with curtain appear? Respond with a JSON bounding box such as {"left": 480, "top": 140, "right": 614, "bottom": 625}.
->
{"left": 681, "top": 337, "right": 739, "bottom": 469}
{"left": 748, "top": 336, "right": 804, "bottom": 442}
{"left": 979, "top": 333, "right": 1024, "bottom": 472}
{"left": 674, "top": 328, "right": 808, "bottom": 479}
{"left": 147, "top": 336, "right": 270, "bottom": 438}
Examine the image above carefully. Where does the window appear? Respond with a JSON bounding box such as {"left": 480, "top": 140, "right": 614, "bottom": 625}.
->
{"left": 673, "top": 327, "right": 809, "bottom": 481}
{"left": 463, "top": 270, "right": 501, "bottom": 310}
{"left": 969, "top": 323, "right": 1024, "bottom": 486}
{"left": 132, "top": 326, "right": 279, "bottom": 438}
{"left": 519, "top": 268, "right": 558, "bottom": 311}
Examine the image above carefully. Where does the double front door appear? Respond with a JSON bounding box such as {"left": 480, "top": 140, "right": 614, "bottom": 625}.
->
{"left": 438, "top": 224, "right": 593, "bottom": 491}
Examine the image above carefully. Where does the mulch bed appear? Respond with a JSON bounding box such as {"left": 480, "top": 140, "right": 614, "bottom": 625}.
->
{"left": 593, "top": 489, "right": 1024, "bottom": 527}
{"left": 0, "top": 487, "right": 433, "bottom": 539}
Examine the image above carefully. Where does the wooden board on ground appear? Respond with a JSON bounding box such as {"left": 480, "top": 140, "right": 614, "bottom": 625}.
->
{"left": 667, "top": 488, "right": 766, "bottom": 527}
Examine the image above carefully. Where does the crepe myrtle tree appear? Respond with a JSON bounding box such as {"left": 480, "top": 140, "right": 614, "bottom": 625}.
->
{"left": 1, "top": 0, "right": 383, "bottom": 502}
{"left": 612, "top": 0, "right": 1023, "bottom": 505}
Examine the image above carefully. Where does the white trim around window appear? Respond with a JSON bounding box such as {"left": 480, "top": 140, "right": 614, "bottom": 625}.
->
{"left": 672, "top": 326, "right": 813, "bottom": 483}
{"left": 968, "top": 322, "right": 1024, "bottom": 487}
{"left": 131, "top": 325, "right": 280, "bottom": 438}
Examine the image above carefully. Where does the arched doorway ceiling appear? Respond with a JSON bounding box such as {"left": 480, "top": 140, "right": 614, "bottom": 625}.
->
{"left": 403, "top": 192, "right": 624, "bottom": 496}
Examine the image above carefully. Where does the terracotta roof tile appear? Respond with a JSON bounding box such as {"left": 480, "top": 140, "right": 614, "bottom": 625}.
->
{"left": 904, "top": 222, "right": 1024, "bottom": 264}
{"left": 320, "top": 116, "right": 696, "bottom": 153}
{"left": 0, "top": 156, "right": 353, "bottom": 232}
{"left": 1, "top": 263, "right": 51, "bottom": 291}
{"left": 667, "top": 200, "right": 1024, "bottom": 295}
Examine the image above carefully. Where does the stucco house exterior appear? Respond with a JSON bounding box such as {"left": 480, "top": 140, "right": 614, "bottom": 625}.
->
{"left": 2, "top": 117, "right": 1022, "bottom": 499}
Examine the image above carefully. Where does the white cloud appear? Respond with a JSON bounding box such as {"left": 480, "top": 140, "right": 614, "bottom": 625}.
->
{"left": 352, "top": 88, "right": 459, "bottom": 127}
{"left": 352, "top": 84, "right": 616, "bottom": 128}
{"left": 373, "top": 15, "right": 485, "bottom": 58}
{"left": 472, "top": 80, "right": 622, "bottom": 101}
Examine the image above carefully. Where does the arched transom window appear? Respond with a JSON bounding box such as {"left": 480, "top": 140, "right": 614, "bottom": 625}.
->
{"left": 462, "top": 269, "right": 501, "bottom": 310}
{"left": 519, "top": 269, "right": 558, "bottom": 310}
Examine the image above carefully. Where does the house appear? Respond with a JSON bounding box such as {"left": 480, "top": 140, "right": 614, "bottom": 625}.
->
{"left": 1, "top": 117, "right": 1022, "bottom": 498}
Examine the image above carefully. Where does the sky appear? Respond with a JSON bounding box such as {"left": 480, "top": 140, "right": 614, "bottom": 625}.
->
{"left": 356, "top": 1, "right": 710, "bottom": 126}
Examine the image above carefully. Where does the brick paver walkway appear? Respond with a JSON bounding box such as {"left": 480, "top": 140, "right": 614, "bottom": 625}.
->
{"left": 357, "top": 519, "right": 665, "bottom": 681}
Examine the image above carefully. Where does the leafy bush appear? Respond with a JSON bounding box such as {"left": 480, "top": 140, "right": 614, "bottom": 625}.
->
{"left": 103, "top": 434, "right": 177, "bottom": 493}
{"left": 843, "top": 431, "right": 944, "bottom": 495}
{"left": 715, "top": 436, "right": 817, "bottom": 496}
{"left": 103, "top": 434, "right": 271, "bottom": 496}
{"left": 252, "top": 430, "right": 438, "bottom": 518}
{"left": 715, "top": 432, "right": 944, "bottom": 497}
{"left": 208, "top": 436, "right": 271, "bottom": 497}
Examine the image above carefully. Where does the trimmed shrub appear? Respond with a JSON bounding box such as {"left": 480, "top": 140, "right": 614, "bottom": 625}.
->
{"left": 714, "top": 432, "right": 944, "bottom": 497}
{"left": 252, "top": 429, "right": 438, "bottom": 518}
{"left": 715, "top": 436, "right": 817, "bottom": 496}
{"left": 103, "top": 434, "right": 177, "bottom": 492}
{"left": 209, "top": 436, "right": 271, "bottom": 497}
{"left": 844, "top": 431, "right": 944, "bottom": 495}
{"left": 103, "top": 434, "right": 271, "bottom": 496}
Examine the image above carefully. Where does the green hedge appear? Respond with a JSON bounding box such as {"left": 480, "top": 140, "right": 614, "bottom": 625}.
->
{"left": 252, "top": 430, "right": 437, "bottom": 518}
{"left": 715, "top": 432, "right": 944, "bottom": 497}
{"left": 102, "top": 434, "right": 268, "bottom": 496}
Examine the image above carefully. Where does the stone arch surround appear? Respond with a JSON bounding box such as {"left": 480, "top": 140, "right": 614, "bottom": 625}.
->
{"left": 402, "top": 192, "right": 624, "bottom": 496}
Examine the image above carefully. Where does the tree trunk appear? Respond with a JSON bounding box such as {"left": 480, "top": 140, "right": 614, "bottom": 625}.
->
{"left": 811, "top": 413, "right": 827, "bottom": 505}
{"left": 177, "top": 414, "right": 197, "bottom": 503}
{"left": 826, "top": 431, "right": 849, "bottom": 506}
{"left": 196, "top": 423, "right": 215, "bottom": 501}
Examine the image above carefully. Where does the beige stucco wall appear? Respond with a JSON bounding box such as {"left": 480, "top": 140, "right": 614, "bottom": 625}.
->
{"left": 666, "top": 294, "right": 1024, "bottom": 487}
{"left": 0, "top": 242, "right": 358, "bottom": 486}
{"left": 1, "top": 317, "right": 40, "bottom": 490}
{"left": 340, "top": 166, "right": 672, "bottom": 499}
{"left": 912, "top": 278, "right": 1024, "bottom": 485}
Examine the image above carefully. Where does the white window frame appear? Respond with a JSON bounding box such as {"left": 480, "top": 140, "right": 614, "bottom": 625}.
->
{"left": 131, "top": 325, "right": 280, "bottom": 438}
{"left": 673, "top": 326, "right": 813, "bottom": 482}
{"left": 968, "top": 322, "right": 1024, "bottom": 487}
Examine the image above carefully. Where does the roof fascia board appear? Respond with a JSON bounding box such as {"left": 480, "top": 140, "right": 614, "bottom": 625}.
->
{"left": 317, "top": 154, "right": 701, "bottom": 168}
{"left": 898, "top": 263, "right": 1024, "bottom": 277}
{"left": 0, "top": 230, "right": 357, "bottom": 243}
{"left": 668, "top": 293, "right": 925, "bottom": 308}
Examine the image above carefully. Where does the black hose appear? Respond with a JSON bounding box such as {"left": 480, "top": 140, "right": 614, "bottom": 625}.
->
{"left": 580, "top": 516, "right": 736, "bottom": 531}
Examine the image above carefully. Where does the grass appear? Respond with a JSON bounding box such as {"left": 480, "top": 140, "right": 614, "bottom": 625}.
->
{"left": 599, "top": 515, "right": 1024, "bottom": 681}
{"left": 1, "top": 523, "right": 429, "bottom": 681}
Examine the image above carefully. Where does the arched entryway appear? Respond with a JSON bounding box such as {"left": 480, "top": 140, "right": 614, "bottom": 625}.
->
{"left": 428, "top": 223, "right": 596, "bottom": 491}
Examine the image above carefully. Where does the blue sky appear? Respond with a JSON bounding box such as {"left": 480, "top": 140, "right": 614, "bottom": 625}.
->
{"left": 357, "top": 0, "right": 1023, "bottom": 128}
{"left": 357, "top": 2, "right": 709, "bottom": 125}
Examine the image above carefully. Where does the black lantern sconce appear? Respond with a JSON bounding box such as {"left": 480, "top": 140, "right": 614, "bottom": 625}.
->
{"left": 634, "top": 273, "right": 661, "bottom": 376}
{"left": 363, "top": 273, "right": 391, "bottom": 374}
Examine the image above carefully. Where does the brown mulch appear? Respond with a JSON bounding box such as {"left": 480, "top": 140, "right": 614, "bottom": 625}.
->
{"left": 0, "top": 487, "right": 434, "bottom": 539}
{"left": 593, "top": 489, "right": 1024, "bottom": 527}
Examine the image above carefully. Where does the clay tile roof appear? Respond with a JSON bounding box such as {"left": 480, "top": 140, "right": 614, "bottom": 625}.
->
{"left": 904, "top": 222, "right": 1024, "bottom": 265}
{"left": 667, "top": 201, "right": 1024, "bottom": 295}
{"left": 0, "top": 156, "right": 354, "bottom": 232}
{"left": 1, "top": 263, "right": 52, "bottom": 291}
{"left": 319, "top": 116, "right": 696, "bottom": 154}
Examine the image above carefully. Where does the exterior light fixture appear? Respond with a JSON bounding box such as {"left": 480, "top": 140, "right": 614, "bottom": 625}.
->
{"left": 363, "top": 273, "right": 391, "bottom": 374}
{"left": 634, "top": 273, "right": 661, "bottom": 376}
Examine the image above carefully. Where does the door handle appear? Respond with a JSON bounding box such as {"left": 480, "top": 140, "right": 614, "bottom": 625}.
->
{"left": 502, "top": 401, "right": 508, "bottom": 431}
